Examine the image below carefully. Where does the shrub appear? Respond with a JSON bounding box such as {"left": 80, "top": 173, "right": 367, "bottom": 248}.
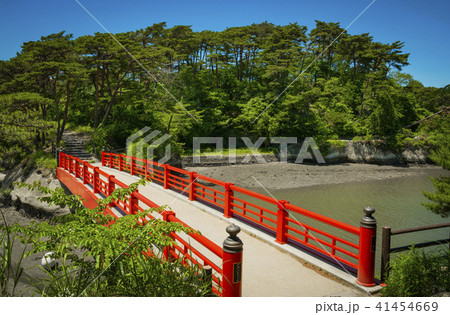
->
{"left": 326, "top": 139, "right": 347, "bottom": 149}
{"left": 10, "top": 179, "right": 211, "bottom": 297}
{"left": 25, "top": 150, "right": 57, "bottom": 170}
{"left": 382, "top": 246, "right": 450, "bottom": 297}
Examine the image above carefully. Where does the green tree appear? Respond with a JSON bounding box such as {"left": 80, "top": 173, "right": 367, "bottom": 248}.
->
{"left": 0, "top": 93, "right": 55, "bottom": 166}
{"left": 422, "top": 116, "right": 450, "bottom": 217}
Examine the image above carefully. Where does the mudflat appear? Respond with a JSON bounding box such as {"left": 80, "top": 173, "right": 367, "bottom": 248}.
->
{"left": 186, "top": 163, "right": 447, "bottom": 190}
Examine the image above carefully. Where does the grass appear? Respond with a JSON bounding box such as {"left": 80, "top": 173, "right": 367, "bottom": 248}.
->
{"left": 28, "top": 150, "right": 57, "bottom": 170}
{"left": 382, "top": 245, "right": 450, "bottom": 297}
{"left": 326, "top": 139, "right": 347, "bottom": 149}
{"left": 182, "top": 147, "right": 278, "bottom": 157}
{"left": 0, "top": 210, "right": 27, "bottom": 297}
{"left": 65, "top": 123, "right": 94, "bottom": 136}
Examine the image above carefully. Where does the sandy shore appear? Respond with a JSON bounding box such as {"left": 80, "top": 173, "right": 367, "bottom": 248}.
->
{"left": 186, "top": 163, "right": 448, "bottom": 190}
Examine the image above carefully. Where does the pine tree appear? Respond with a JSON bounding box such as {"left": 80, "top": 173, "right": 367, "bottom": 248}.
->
{"left": 422, "top": 116, "right": 450, "bottom": 217}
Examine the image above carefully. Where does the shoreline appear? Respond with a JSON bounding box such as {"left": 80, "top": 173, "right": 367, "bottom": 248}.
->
{"left": 186, "top": 162, "right": 447, "bottom": 190}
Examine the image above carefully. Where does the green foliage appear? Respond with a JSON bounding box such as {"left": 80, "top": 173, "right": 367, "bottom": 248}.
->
{"left": 1, "top": 188, "right": 11, "bottom": 196}
{"left": 422, "top": 176, "right": 450, "bottom": 217}
{"left": 28, "top": 150, "right": 57, "bottom": 170}
{"left": 0, "top": 22, "right": 447, "bottom": 162}
{"left": 184, "top": 147, "right": 277, "bottom": 156}
{"left": 0, "top": 211, "right": 27, "bottom": 297}
{"left": 65, "top": 123, "right": 94, "bottom": 136}
{"left": 382, "top": 246, "right": 450, "bottom": 297}
{"left": 326, "top": 139, "right": 347, "bottom": 149}
{"left": 422, "top": 116, "right": 450, "bottom": 217}
{"left": 85, "top": 126, "right": 109, "bottom": 158}
{"left": 0, "top": 93, "right": 56, "bottom": 167}
{"left": 10, "top": 179, "right": 211, "bottom": 296}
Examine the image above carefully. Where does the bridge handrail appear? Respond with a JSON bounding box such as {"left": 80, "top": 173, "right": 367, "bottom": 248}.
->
{"left": 231, "top": 185, "right": 279, "bottom": 205}
{"left": 58, "top": 152, "right": 231, "bottom": 296}
{"left": 166, "top": 212, "right": 223, "bottom": 259}
{"left": 285, "top": 203, "right": 360, "bottom": 236}
{"left": 100, "top": 151, "right": 361, "bottom": 273}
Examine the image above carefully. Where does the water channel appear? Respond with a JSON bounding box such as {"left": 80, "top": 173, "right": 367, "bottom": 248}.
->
{"left": 249, "top": 168, "right": 449, "bottom": 276}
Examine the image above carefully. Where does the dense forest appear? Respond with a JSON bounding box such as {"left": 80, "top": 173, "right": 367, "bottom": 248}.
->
{"left": 0, "top": 21, "right": 448, "bottom": 166}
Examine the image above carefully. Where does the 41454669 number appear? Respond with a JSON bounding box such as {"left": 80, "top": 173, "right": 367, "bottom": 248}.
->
{"left": 376, "top": 302, "right": 438, "bottom": 312}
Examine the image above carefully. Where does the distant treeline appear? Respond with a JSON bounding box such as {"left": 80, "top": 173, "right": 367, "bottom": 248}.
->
{"left": 0, "top": 21, "right": 448, "bottom": 164}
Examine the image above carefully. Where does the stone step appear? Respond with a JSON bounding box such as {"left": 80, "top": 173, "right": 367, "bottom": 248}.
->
{"left": 65, "top": 146, "right": 86, "bottom": 150}
{"left": 61, "top": 130, "right": 98, "bottom": 162}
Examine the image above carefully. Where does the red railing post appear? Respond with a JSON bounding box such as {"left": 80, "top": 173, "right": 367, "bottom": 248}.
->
{"left": 101, "top": 151, "right": 106, "bottom": 167}
{"left": 357, "top": 206, "right": 377, "bottom": 287}
{"left": 224, "top": 183, "right": 234, "bottom": 218}
{"left": 130, "top": 190, "right": 139, "bottom": 215}
{"left": 275, "top": 200, "right": 289, "bottom": 244}
{"left": 145, "top": 159, "right": 149, "bottom": 179}
{"left": 162, "top": 210, "right": 175, "bottom": 222}
{"left": 131, "top": 156, "right": 135, "bottom": 176}
{"left": 119, "top": 154, "right": 123, "bottom": 172}
{"left": 189, "top": 172, "right": 197, "bottom": 201}
{"left": 108, "top": 175, "right": 115, "bottom": 194}
{"left": 109, "top": 153, "right": 113, "bottom": 169}
{"left": 93, "top": 167, "right": 99, "bottom": 194}
{"left": 162, "top": 210, "right": 176, "bottom": 261}
{"left": 83, "top": 162, "right": 88, "bottom": 184}
{"left": 108, "top": 175, "right": 115, "bottom": 207}
{"left": 59, "top": 152, "right": 65, "bottom": 168}
{"left": 222, "top": 224, "right": 243, "bottom": 297}
{"left": 74, "top": 158, "right": 80, "bottom": 178}
{"left": 163, "top": 164, "right": 169, "bottom": 189}
{"left": 69, "top": 156, "right": 74, "bottom": 174}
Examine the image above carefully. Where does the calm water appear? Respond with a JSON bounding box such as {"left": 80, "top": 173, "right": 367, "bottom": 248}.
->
{"left": 250, "top": 168, "right": 449, "bottom": 273}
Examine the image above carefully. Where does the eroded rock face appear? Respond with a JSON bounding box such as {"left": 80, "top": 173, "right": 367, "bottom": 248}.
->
{"left": 344, "top": 141, "right": 402, "bottom": 164}
{"left": 402, "top": 148, "right": 429, "bottom": 164}
{"left": 323, "top": 141, "right": 430, "bottom": 165}
{"left": 1, "top": 165, "right": 70, "bottom": 219}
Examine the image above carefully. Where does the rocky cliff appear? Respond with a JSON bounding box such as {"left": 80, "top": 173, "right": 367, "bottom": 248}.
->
{"left": 323, "top": 140, "right": 430, "bottom": 165}
{"left": 1, "top": 164, "right": 70, "bottom": 221}
{"left": 180, "top": 141, "right": 431, "bottom": 167}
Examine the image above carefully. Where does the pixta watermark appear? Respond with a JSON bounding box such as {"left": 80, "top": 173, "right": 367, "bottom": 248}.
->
{"left": 126, "top": 127, "right": 172, "bottom": 164}
{"left": 126, "top": 128, "right": 325, "bottom": 165}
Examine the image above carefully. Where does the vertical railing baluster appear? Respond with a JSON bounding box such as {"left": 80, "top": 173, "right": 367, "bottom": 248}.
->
{"left": 93, "top": 167, "right": 99, "bottom": 194}
{"left": 275, "top": 200, "right": 289, "bottom": 244}
{"left": 224, "top": 183, "right": 234, "bottom": 218}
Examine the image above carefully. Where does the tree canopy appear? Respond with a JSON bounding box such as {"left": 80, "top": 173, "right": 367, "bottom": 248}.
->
{"left": 0, "top": 21, "right": 448, "bottom": 166}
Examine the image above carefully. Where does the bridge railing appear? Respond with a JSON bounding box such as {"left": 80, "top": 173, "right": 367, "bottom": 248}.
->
{"left": 59, "top": 152, "right": 244, "bottom": 297}
{"left": 101, "top": 152, "right": 375, "bottom": 284}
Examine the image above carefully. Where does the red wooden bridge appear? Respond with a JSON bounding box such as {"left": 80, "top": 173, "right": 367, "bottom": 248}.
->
{"left": 57, "top": 151, "right": 379, "bottom": 296}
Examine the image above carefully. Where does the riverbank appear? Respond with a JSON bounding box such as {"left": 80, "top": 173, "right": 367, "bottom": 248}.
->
{"left": 186, "top": 163, "right": 447, "bottom": 190}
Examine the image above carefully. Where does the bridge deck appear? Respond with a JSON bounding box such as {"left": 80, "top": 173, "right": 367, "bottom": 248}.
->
{"left": 82, "top": 163, "right": 364, "bottom": 297}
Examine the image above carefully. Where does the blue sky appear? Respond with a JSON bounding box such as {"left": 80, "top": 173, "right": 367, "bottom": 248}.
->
{"left": 0, "top": 0, "right": 448, "bottom": 87}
